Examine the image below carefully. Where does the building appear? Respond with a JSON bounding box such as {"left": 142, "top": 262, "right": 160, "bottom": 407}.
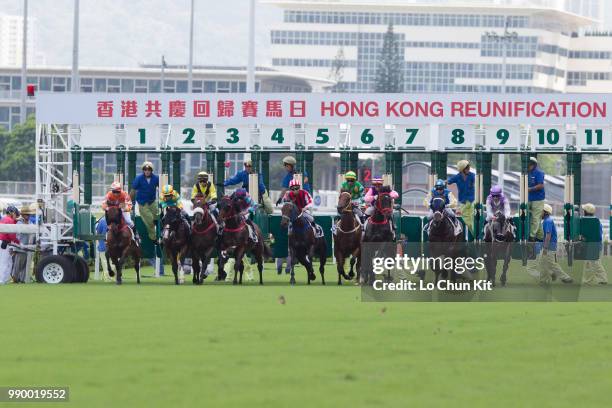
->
{"left": 266, "top": 0, "right": 612, "bottom": 93}
{"left": 0, "top": 64, "right": 334, "bottom": 130}
{"left": 0, "top": 64, "right": 333, "bottom": 199}
{"left": 0, "top": 14, "right": 44, "bottom": 67}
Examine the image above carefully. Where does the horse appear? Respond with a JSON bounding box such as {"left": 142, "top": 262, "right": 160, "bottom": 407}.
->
{"left": 190, "top": 200, "right": 218, "bottom": 285}
{"left": 362, "top": 186, "right": 395, "bottom": 284}
{"left": 161, "top": 205, "right": 191, "bottom": 285}
{"left": 104, "top": 206, "right": 141, "bottom": 285}
{"left": 334, "top": 191, "right": 362, "bottom": 285}
{"left": 217, "top": 196, "right": 271, "bottom": 285}
{"left": 280, "top": 201, "right": 327, "bottom": 285}
{"left": 483, "top": 211, "right": 515, "bottom": 287}
{"left": 426, "top": 197, "right": 470, "bottom": 283}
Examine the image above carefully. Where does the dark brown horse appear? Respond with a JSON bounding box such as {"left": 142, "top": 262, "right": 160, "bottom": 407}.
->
{"left": 362, "top": 186, "right": 395, "bottom": 284}
{"left": 426, "top": 197, "right": 471, "bottom": 283}
{"left": 190, "top": 200, "right": 218, "bottom": 285}
{"left": 483, "top": 212, "right": 515, "bottom": 286}
{"left": 161, "top": 205, "right": 191, "bottom": 285}
{"left": 334, "top": 191, "right": 362, "bottom": 285}
{"left": 105, "top": 206, "right": 141, "bottom": 285}
{"left": 217, "top": 196, "right": 270, "bottom": 285}
{"left": 280, "top": 201, "right": 327, "bottom": 285}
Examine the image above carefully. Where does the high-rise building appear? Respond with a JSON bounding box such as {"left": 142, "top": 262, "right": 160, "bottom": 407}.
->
{"left": 266, "top": 0, "right": 612, "bottom": 93}
{"left": 0, "top": 14, "right": 44, "bottom": 67}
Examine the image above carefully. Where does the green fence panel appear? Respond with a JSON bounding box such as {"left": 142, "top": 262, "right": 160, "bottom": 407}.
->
{"left": 270, "top": 215, "right": 289, "bottom": 258}
{"left": 135, "top": 216, "right": 157, "bottom": 259}
{"left": 314, "top": 215, "right": 333, "bottom": 257}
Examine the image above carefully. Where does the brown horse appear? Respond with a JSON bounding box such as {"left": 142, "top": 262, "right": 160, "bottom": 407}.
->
{"left": 190, "top": 200, "right": 218, "bottom": 285}
{"left": 362, "top": 186, "right": 395, "bottom": 284}
{"left": 105, "top": 206, "right": 141, "bottom": 285}
{"left": 334, "top": 191, "right": 362, "bottom": 285}
{"left": 483, "top": 212, "right": 515, "bottom": 287}
{"left": 217, "top": 196, "right": 271, "bottom": 285}
{"left": 280, "top": 201, "right": 327, "bottom": 285}
{"left": 161, "top": 205, "right": 191, "bottom": 285}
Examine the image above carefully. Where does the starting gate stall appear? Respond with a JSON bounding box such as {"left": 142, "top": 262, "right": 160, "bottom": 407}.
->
{"left": 32, "top": 93, "right": 612, "bottom": 282}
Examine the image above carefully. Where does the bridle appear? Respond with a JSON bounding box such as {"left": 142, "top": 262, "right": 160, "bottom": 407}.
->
{"left": 337, "top": 192, "right": 353, "bottom": 213}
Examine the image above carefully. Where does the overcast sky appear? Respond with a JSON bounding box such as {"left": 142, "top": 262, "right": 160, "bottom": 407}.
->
{"left": 0, "top": 0, "right": 281, "bottom": 68}
{"left": 1, "top": 0, "right": 611, "bottom": 69}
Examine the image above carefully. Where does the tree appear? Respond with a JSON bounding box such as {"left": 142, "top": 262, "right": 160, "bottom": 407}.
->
{"left": 328, "top": 47, "right": 346, "bottom": 93}
{"left": 374, "top": 23, "right": 404, "bottom": 93}
{"left": 0, "top": 116, "right": 36, "bottom": 181}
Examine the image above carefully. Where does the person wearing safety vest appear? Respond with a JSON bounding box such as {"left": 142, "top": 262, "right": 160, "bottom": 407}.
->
{"left": 528, "top": 157, "right": 546, "bottom": 241}
{"left": 277, "top": 156, "right": 312, "bottom": 206}
{"left": 229, "top": 188, "right": 259, "bottom": 243}
{"left": 485, "top": 185, "right": 511, "bottom": 222}
{"left": 224, "top": 159, "right": 273, "bottom": 214}
{"left": 339, "top": 171, "right": 365, "bottom": 226}
{"left": 130, "top": 161, "right": 159, "bottom": 242}
{"left": 538, "top": 203, "right": 573, "bottom": 284}
{"left": 102, "top": 181, "right": 139, "bottom": 245}
{"left": 448, "top": 159, "right": 475, "bottom": 234}
{"left": 282, "top": 179, "right": 316, "bottom": 230}
{"left": 580, "top": 203, "right": 607, "bottom": 285}
{"left": 423, "top": 179, "right": 459, "bottom": 227}
{"left": 0, "top": 206, "right": 20, "bottom": 284}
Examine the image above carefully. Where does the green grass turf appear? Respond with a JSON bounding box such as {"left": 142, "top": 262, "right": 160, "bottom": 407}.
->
{"left": 1, "top": 260, "right": 611, "bottom": 407}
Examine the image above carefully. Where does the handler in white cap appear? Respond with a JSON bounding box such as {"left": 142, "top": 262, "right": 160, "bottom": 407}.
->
{"left": 580, "top": 203, "right": 607, "bottom": 285}
{"left": 538, "top": 204, "right": 573, "bottom": 284}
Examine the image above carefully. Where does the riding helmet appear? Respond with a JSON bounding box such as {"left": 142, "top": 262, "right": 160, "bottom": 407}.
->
{"left": 344, "top": 171, "right": 357, "bottom": 181}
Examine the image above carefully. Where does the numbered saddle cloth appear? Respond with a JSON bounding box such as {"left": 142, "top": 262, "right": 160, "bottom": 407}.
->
{"left": 313, "top": 223, "right": 325, "bottom": 239}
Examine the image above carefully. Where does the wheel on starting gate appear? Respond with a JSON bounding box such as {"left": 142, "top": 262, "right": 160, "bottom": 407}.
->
{"left": 35, "top": 255, "right": 77, "bottom": 284}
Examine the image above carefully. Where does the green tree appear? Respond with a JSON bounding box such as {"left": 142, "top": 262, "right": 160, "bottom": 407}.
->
{"left": 0, "top": 116, "right": 36, "bottom": 181}
{"left": 374, "top": 23, "right": 404, "bottom": 93}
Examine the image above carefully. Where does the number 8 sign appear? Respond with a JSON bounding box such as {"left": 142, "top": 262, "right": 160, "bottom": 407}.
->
{"left": 438, "top": 125, "right": 475, "bottom": 151}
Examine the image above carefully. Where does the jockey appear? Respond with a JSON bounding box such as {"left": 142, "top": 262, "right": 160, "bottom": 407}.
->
{"left": 102, "top": 181, "right": 139, "bottom": 243}
{"left": 282, "top": 179, "right": 316, "bottom": 230}
{"left": 485, "top": 185, "right": 511, "bottom": 222}
{"left": 364, "top": 176, "right": 399, "bottom": 218}
{"left": 230, "top": 188, "right": 258, "bottom": 242}
{"left": 160, "top": 184, "right": 191, "bottom": 228}
{"left": 191, "top": 171, "right": 217, "bottom": 204}
{"left": 424, "top": 179, "right": 458, "bottom": 225}
{"left": 339, "top": 171, "right": 365, "bottom": 226}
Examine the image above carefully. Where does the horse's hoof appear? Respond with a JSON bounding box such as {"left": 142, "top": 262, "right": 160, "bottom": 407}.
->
{"left": 289, "top": 277, "right": 296, "bottom": 285}
{"left": 337, "top": 281, "right": 342, "bottom": 286}
{"left": 309, "top": 274, "right": 316, "bottom": 281}
{"left": 109, "top": 271, "right": 115, "bottom": 277}
{"left": 116, "top": 280, "right": 122, "bottom": 285}
{"left": 232, "top": 281, "right": 237, "bottom": 285}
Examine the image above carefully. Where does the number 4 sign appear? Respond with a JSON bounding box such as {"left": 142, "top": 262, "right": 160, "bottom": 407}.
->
{"left": 259, "top": 125, "right": 294, "bottom": 149}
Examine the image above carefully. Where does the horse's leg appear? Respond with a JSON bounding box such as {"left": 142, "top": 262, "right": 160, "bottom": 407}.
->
{"left": 233, "top": 248, "right": 245, "bottom": 285}
{"left": 105, "top": 252, "right": 115, "bottom": 277}
{"left": 256, "top": 247, "right": 264, "bottom": 285}
{"left": 171, "top": 251, "right": 179, "bottom": 285}
{"left": 318, "top": 241, "right": 327, "bottom": 285}
{"left": 336, "top": 251, "right": 344, "bottom": 285}
{"left": 500, "top": 243, "right": 511, "bottom": 286}
{"left": 192, "top": 254, "right": 201, "bottom": 285}
{"left": 296, "top": 251, "right": 315, "bottom": 285}
{"left": 288, "top": 246, "right": 296, "bottom": 285}
{"left": 134, "top": 253, "right": 141, "bottom": 284}
{"left": 116, "top": 257, "right": 123, "bottom": 285}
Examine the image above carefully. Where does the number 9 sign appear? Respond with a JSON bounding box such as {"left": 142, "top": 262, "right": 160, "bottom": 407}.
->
{"left": 485, "top": 125, "right": 520, "bottom": 151}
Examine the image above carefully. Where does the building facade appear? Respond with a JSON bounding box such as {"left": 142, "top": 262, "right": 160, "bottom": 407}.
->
{"left": 266, "top": 0, "right": 612, "bottom": 94}
{"left": 0, "top": 14, "right": 44, "bottom": 67}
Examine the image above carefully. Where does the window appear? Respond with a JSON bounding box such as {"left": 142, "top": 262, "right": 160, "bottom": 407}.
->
{"left": 176, "top": 80, "right": 188, "bottom": 93}
{"left": 163, "top": 80, "right": 175, "bottom": 93}
{"left": 148, "top": 79, "right": 161, "bottom": 93}
{"left": 121, "top": 79, "right": 134, "bottom": 92}
{"left": 217, "top": 81, "right": 230, "bottom": 92}
{"left": 11, "top": 76, "right": 21, "bottom": 90}
{"left": 80, "top": 77, "right": 93, "bottom": 92}
{"left": 94, "top": 78, "right": 106, "bottom": 92}
{"left": 0, "top": 106, "right": 9, "bottom": 121}
{"left": 108, "top": 78, "right": 120, "bottom": 93}
{"left": 135, "top": 79, "right": 147, "bottom": 93}
{"left": 204, "top": 81, "right": 216, "bottom": 92}
{"left": 53, "top": 77, "right": 67, "bottom": 92}
{"left": 39, "top": 77, "right": 51, "bottom": 91}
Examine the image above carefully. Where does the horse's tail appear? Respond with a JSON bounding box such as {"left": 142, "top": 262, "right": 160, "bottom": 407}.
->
{"left": 263, "top": 242, "right": 273, "bottom": 260}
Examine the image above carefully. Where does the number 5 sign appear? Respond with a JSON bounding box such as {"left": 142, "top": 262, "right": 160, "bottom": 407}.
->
{"left": 305, "top": 125, "right": 339, "bottom": 150}
{"left": 438, "top": 125, "right": 475, "bottom": 151}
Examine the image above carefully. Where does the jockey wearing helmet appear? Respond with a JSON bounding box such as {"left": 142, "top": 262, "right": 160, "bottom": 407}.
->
{"left": 160, "top": 184, "right": 190, "bottom": 227}
{"left": 191, "top": 171, "right": 217, "bottom": 204}
{"left": 282, "top": 178, "right": 316, "bottom": 227}
{"left": 229, "top": 188, "right": 259, "bottom": 242}
{"left": 485, "top": 185, "right": 511, "bottom": 222}
{"left": 339, "top": 171, "right": 365, "bottom": 225}
{"left": 364, "top": 176, "right": 399, "bottom": 217}
{"left": 423, "top": 179, "right": 458, "bottom": 224}
{"left": 102, "top": 181, "right": 135, "bottom": 228}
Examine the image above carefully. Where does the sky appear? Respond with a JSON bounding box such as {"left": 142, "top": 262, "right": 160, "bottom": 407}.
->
{"left": 1, "top": 0, "right": 611, "bottom": 69}
{"left": 0, "top": 0, "right": 281, "bottom": 68}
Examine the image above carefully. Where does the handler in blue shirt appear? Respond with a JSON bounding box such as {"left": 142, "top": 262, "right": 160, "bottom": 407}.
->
{"left": 527, "top": 157, "right": 545, "bottom": 241}
{"left": 447, "top": 159, "right": 475, "bottom": 235}
{"left": 130, "top": 161, "right": 159, "bottom": 242}
{"left": 537, "top": 203, "right": 572, "bottom": 284}
{"left": 276, "top": 156, "right": 312, "bottom": 206}
{"left": 224, "top": 159, "right": 273, "bottom": 214}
